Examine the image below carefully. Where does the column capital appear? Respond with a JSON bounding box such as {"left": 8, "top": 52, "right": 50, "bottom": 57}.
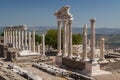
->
{"left": 90, "top": 18, "right": 96, "bottom": 23}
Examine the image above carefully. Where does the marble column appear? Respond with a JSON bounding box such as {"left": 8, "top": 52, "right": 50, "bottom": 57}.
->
{"left": 90, "top": 18, "right": 96, "bottom": 62}
{"left": 68, "top": 20, "right": 73, "bottom": 59}
{"left": 28, "top": 32, "right": 31, "bottom": 51}
{"left": 15, "top": 30, "right": 18, "bottom": 49}
{"left": 66, "top": 22, "right": 69, "bottom": 56}
{"left": 10, "top": 29, "right": 12, "bottom": 43}
{"left": 63, "top": 20, "right": 68, "bottom": 57}
{"left": 82, "top": 24, "right": 89, "bottom": 61}
{"left": 37, "top": 44, "right": 40, "bottom": 53}
{"left": 6, "top": 29, "right": 8, "bottom": 44}
{"left": 12, "top": 30, "right": 15, "bottom": 48}
{"left": 100, "top": 38, "right": 105, "bottom": 61}
{"left": 7, "top": 30, "right": 9, "bottom": 43}
{"left": 21, "top": 30, "right": 24, "bottom": 50}
{"left": 32, "top": 30, "right": 35, "bottom": 52}
{"left": 24, "top": 30, "right": 28, "bottom": 49}
{"left": 3, "top": 30, "right": 6, "bottom": 45}
{"left": 18, "top": 30, "right": 21, "bottom": 49}
{"left": 57, "top": 19, "right": 62, "bottom": 56}
{"left": 42, "top": 34, "right": 45, "bottom": 56}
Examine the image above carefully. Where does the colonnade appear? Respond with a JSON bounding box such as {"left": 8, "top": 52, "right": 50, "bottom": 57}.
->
{"left": 3, "top": 26, "right": 35, "bottom": 52}
{"left": 55, "top": 6, "right": 73, "bottom": 59}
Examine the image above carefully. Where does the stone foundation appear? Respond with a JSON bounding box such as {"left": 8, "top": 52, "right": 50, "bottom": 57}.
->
{"left": 62, "top": 57, "right": 85, "bottom": 70}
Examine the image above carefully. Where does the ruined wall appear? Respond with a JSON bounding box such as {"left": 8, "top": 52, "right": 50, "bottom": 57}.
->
{"left": 62, "top": 58, "right": 85, "bottom": 70}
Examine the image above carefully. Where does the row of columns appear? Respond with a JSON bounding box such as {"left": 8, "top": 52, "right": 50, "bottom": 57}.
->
{"left": 82, "top": 18, "right": 105, "bottom": 62}
{"left": 4, "top": 27, "right": 46, "bottom": 56}
{"left": 55, "top": 6, "right": 73, "bottom": 59}
{"left": 57, "top": 19, "right": 73, "bottom": 58}
{"left": 3, "top": 28, "right": 35, "bottom": 52}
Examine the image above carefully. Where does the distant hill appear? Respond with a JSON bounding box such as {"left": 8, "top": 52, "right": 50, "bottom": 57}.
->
{"left": 0, "top": 26, "right": 120, "bottom": 34}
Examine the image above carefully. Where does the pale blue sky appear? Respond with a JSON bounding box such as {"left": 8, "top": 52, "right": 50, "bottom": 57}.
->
{"left": 0, "top": 0, "right": 120, "bottom": 28}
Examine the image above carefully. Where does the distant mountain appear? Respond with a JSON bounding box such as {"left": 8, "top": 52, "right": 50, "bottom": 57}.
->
{"left": 0, "top": 26, "right": 120, "bottom": 34}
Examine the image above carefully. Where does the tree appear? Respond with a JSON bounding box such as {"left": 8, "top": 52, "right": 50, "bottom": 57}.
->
{"left": 72, "top": 33, "right": 82, "bottom": 45}
{"left": 45, "top": 29, "right": 82, "bottom": 49}
{"left": 45, "top": 29, "right": 57, "bottom": 49}
{"left": 0, "top": 32, "right": 4, "bottom": 36}
{"left": 35, "top": 34, "right": 41, "bottom": 45}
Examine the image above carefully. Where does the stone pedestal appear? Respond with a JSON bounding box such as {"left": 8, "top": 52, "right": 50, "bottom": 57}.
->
{"left": 82, "top": 61, "right": 111, "bottom": 76}
{"left": 55, "top": 56, "right": 62, "bottom": 65}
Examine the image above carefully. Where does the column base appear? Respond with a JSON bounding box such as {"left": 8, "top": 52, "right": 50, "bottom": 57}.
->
{"left": 98, "top": 59, "right": 109, "bottom": 64}
{"left": 55, "top": 56, "right": 62, "bottom": 65}
{"left": 63, "top": 53, "right": 68, "bottom": 57}
{"left": 67, "top": 54, "right": 73, "bottom": 59}
{"left": 82, "top": 58, "right": 90, "bottom": 62}
{"left": 57, "top": 52, "right": 62, "bottom": 56}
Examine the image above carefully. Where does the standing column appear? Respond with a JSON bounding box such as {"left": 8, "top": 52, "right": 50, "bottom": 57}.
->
{"left": 12, "top": 30, "right": 15, "bottom": 48}
{"left": 57, "top": 19, "right": 62, "bottom": 56}
{"left": 5, "top": 29, "right": 8, "bottom": 44}
{"left": 100, "top": 38, "right": 105, "bottom": 61}
{"left": 24, "top": 30, "right": 28, "bottom": 49}
{"left": 28, "top": 32, "right": 31, "bottom": 51}
{"left": 68, "top": 20, "right": 73, "bottom": 59}
{"left": 15, "top": 30, "right": 18, "bottom": 49}
{"left": 10, "top": 28, "right": 12, "bottom": 43}
{"left": 63, "top": 20, "right": 68, "bottom": 57}
{"left": 3, "top": 30, "right": 6, "bottom": 45}
{"left": 90, "top": 18, "right": 96, "bottom": 62}
{"left": 21, "top": 30, "right": 24, "bottom": 50}
{"left": 37, "top": 44, "right": 40, "bottom": 53}
{"left": 42, "top": 34, "right": 45, "bottom": 56}
{"left": 18, "top": 30, "right": 21, "bottom": 49}
{"left": 66, "top": 23, "right": 69, "bottom": 56}
{"left": 8, "top": 29, "right": 10, "bottom": 43}
{"left": 82, "top": 24, "right": 89, "bottom": 61}
{"left": 32, "top": 30, "right": 35, "bottom": 52}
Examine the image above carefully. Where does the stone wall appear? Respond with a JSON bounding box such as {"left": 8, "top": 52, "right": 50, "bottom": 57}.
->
{"left": 62, "top": 58, "right": 85, "bottom": 70}
{"left": 0, "top": 44, "right": 7, "bottom": 58}
{"left": 62, "top": 57, "right": 120, "bottom": 71}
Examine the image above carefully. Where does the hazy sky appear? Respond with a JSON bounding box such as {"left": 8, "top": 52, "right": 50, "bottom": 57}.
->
{"left": 0, "top": 0, "right": 120, "bottom": 28}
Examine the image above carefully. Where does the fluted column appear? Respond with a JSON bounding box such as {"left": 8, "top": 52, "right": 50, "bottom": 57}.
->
{"left": 63, "top": 20, "right": 68, "bottom": 57}
{"left": 10, "top": 29, "right": 12, "bottom": 43}
{"left": 100, "top": 38, "right": 105, "bottom": 61}
{"left": 32, "top": 30, "right": 35, "bottom": 52}
{"left": 37, "top": 44, "right": 40, "bottom": 53}
{"left": 68, "top": 20, "right": 73, "bottom": 59}
{"left": 8, "top": 30, "right": 10, "bottom": 43}
{"left": 5, "top": 29, "right": 8, "bottom": 44}
{"left": 57, "top": 19, "right": 62, "bottom": 56}
{"left": 24, "top": 30, "right": 28, "bottom": 49}
{"left": 82, "top": 24, "right": 89, "bottom": 61}
{"left": 90, "top": 18, "right": 96, "bottom": 62}
{"left": 15, "top": 30, "right": 18, "bottom": 49}
{"left": 3, "top": 30, "right": 6, "bottom": 45}
{"left": 28, "top": 32, "right": 31, "bottom": 51}
{"left": 66, "top": 23, "right": 69, "bottom": 56}
{"left": 21, "top": 30, "right": 24, "bottom": 50}
{"left": 12, "top": 30, "right": 15, "bottom": 48}
{"left": 42, "top": 34, "right": 45, "bottom": 56}
{"left": 18, "top": 30, "right": 21, "bottom": 49}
